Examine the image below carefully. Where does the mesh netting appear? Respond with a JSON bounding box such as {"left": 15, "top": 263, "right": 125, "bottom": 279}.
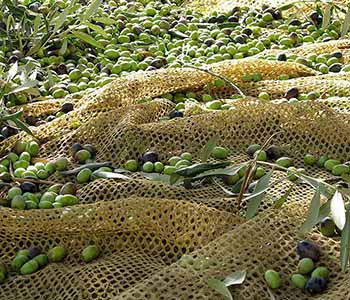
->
{"left": 1, "top": 39, "right": 350, "bottom": 300}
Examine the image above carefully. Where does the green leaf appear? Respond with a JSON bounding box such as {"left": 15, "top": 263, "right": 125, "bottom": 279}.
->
{"left": 245, "top": 171, "right": 273, "bottom": 219}
{"left": 93, "top": 17, "right": 117, "bottom": 25}
{"left": 93, "top": 171, "right": 130, "bottom": 180}
{"left": 222, "top": 270, "right": 247, "bottom": 286}
{"left": 47, "top": 69, "right": 55, "bottom": 89}
{"left": 71, "top": 31, "right": 104, "bottom": 49}
{"left": 340, "top": 205, "right": 350, "bottom": 271}
{"left": 0, "top": 110, "right": 22, "bottom": 121}
{"left": 84, "top": 22, "right": 108, "bottom": 37}
{"left": 82, "top": 0, "right": 102, "bottom": 21}
{"left": 298, "top": 173, "right": 334, "bottom": 199}
{"left": 59, "top": 38, "right": 68, "bottom": 56}
{"left": 213, "top": 178, "right": 236, "bottom": 197}
{"left": 317, "top": 199, "right": 332, "bottom": 223}
{"left": 331, "top": 191, "right": 346, "bottom": 230}
{"left": 7, "top": 61, "right": 18, "bottom": 81}
{"left": 143, "top": 172, "right": 171, "bottom": 185}
{"left": 53, "top": 4, "right": 72, "bottom": 33}
{"left": 341, "top": 6, "right": 350, "bottom": 36}
{"left": 273, "top": 186, "right": 293, "bottom": 209}
{"left": 191, "top": 163, "right": 245, "bottom": 181}
{"left": 170, "top": 173, "right": 182, "bottom": 185}
{"left": 32, "top": 14, "right": 42, "bottom": 37}
{"left": 61, "top": 162, "right": 112, "bottom": 176}
{"left": 300, "top": 187, "right": 321, "bottom": 234}
{"left": 11, "top": 118, "right": 35, "bottom": 138}
{"left": 322, "top": 5, "right": 332, "bottom": 29}
{"left": 200, "top": 136, "right": 218, "bottom": 162}
{"left": 207, "top": 278, "right": 233, "bottom": 300}
{"left": 7, "top": 80, "right": 38, "bottom": 95}
{"left": 278, "top": 3, "right": 295, "bottom": 11}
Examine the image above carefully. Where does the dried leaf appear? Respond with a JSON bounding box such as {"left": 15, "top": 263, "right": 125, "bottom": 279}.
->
{"left": 331, "top": 191, "right": 346, "bottom": 230}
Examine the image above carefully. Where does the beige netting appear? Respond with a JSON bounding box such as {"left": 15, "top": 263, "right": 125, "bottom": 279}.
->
{"left": 1, "top": 40, "right": 350, "bottom": 300}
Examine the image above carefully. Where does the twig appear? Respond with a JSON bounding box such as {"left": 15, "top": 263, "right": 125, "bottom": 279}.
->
{"left": 184, "top": 65, "right": 246, "bottom": 97}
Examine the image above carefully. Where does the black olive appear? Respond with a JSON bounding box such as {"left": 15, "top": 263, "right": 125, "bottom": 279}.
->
{"left": 169, "top": 110, "right": 183, "bottom": 119}
{"left": 72, "top": 143, "right": 83, "bottom": 155}
{"left": 60, "top": 102, "right": 74, "bottom": 113}
{"left": 142, "top": 151, "right": 158, "bottom": 163}
{"left": 28, "top": 246, "right": 42, "bottom": 259}
{"left": 297, "top": 240, "right": 321, "bottom": 261}
{"left": 305, "top": 277, "right": 327, "bottom": 295}
{"left": 242, "top": 28, "right": 252, "bottom": 36}
{"left": 284, "top": 87, "right": 299, "bottom": 99}
{"left": 83, "top": 144, "right": 97, "bottom": 157}
{"left": 277, "top": 53, "right": 287, "bottom": 61}
{"left": 20, "top": 182, "right": 39, "bottom": 193}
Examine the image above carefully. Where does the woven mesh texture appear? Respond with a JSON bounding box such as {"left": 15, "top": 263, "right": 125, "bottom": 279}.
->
{"left": 1, "top": 40, "right": 350, "bottom": 300}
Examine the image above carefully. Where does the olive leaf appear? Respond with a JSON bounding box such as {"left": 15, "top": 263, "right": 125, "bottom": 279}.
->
{"left": 341, "top": 6, "right": 350, "bottom": 36}
{"left": 273, "top": 186, "right": 293, "bottom": 209}
{"left": 200, "top": 136, "right": 218, "bottom": 162}
{"left": 322, "top": 4, "right": 332, "bottom": 29}
{"left": 84, "top": 22, "right": 108, "bottom": 37}
{"left": 267, "top": 287, "right": 277, "bottom": 300}
{"left": 222, "top": 270, "right": 247, "bottom": 286}
{"left": 245, "top": 171, "right": 273, "bottom": 219}
{"left": 340, "top": 204, "right": 350, "bottom": 271}
{"left": 93, "top": 17, "right": 117, "bottom": 25}
{"left": 207, "top": 278, "right": 233, "bottom": 300}
{"left": 60, "top": 162, "right": 112, "bottom": 176}
{"left": 212, "top": 178, "right": 236, "bottom": 197}
{"left": 300, "top": 186, "right": 321, "bottom": 234}
{"left": 297, "top": 173, "right": 334, "bottom": 199}
{"left": 331, "top": 191, "right": 346, "bottom": 231}
{"left": 71, "top": 31, "right": 104, "bottom": 49}
{"left": 81, "top": 0, "right": 102, "bottom": 21}
{"left": 93, "top": 171, "right": 130, "bottom": 180}
{"left": 208, "top": 271, "right": 246, "bottom": 300}
{"left": 7, "top": 61, "right": 18, "bottom": 81}
{"left": 191, "top": 163, "right": 245, "bottom": 181}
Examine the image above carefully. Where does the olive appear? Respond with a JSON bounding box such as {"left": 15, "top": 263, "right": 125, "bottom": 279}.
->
{"left": 289, "top": 19, "right": 301, "bottom": 26}
{"left": 142, "top": 151, "right": 158, "bottom": 163}
{"left": 227, "top": 16, "right": 239, "bottom": 23}
{"left": 60, "top": 102, "right": 74, "bottom": 113}
{"left": 169, "top": 110, "right": 183, "bottom": 119}
{"left": 277, "top": 53, "right": 287, "bottom": 61}
{"left": 28, "top": 246, "right": 42, "bottom": 259}
{"left": 56, "top": 64, "right": 67, "bottom": 75}
{"left": 266, "top": 145, "right": 284, "bottom": 160}
{"left": 319, "top": 217, "right": 336, "bottom": 237}
{"left": 296, "top": 240, "right": 321, "bottom": 262}
{"left": 28, "top": 2, "right": 40, "bottom": 12}
{"left": 20, "top": 182, "right": 38, "bottom": 193}
{"left": 72, "top": 143, "right": 83, "bottom": 155}
{"left": 83, "top": 144, "right": 97, "bottom": 157}
{"left": 305, "top": 277, "right": 327, "bottom": 295}
{"left": 284, "top": 87, "right": 299, "bottom": 100}
{"left": 60, "top": 182, "right": 77, "bottom": 195}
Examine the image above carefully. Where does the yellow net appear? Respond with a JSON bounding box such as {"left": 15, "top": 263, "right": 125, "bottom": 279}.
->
{"left": 1, "top": 38, "right": 350, "bottom": 299}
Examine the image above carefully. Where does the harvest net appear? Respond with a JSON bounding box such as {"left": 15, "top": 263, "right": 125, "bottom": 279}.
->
{"left": 1, "top": 36, "right": 350, "bottom": 300}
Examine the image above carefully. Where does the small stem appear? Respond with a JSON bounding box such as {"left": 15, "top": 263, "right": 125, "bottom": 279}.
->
{"left": 13, "top": 177, "right": 62, "bottom": 186}
{"left": 184, "top": 65, "right": 245, "bottom": 97}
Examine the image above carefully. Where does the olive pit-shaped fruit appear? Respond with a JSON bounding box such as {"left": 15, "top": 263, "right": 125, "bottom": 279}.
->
{"left": 28, "top": 246, "right": 42, "bottom": 259}
{"left": 82, "top": 245, "right": 100, "bottom": 263}
{"left": 311, "top": 266, "right": 330, "bottom": 279}
{"left": 211, "top": 146, "right": 229, "bottom": 159}
{"left": 60, "top": 182, "right": 77, "bottom": 195}
{"left": 20, "top": 259, "right": 39, "bottom": 275}
{"left": 74, "top": 149, "right": 91, "bottom": 164}
{"left": 83, "top": 144, "right": 97, "bottom": 157}
{"left": 142, "top": 151, "right": 158, "bottom": 163}
{"left": 305, "top": 277, "right": 327, "bottom": 294}
{"left": 55, "top": 157, "right": 69, "bottom": 171}
{"left": 264, "top": 270, "right": 281, "bottom": 289}
{"left": 319, "top": 217, "right": 336, "bottom": 237}
{"left": 298, "top": 258, "right": 315, "bottom": 274}
{"left": 11, "top": 255, "right": 29, "bottom": 272}
{"left": 34, "top": 254, "right": 49, "bottom": 267}
{"left": 20, "top": 182, "right": 38, "bottom": 193}
{"left": 72, "top": 143, "right": 83, "bottom": 155}
{"left": 266, "top": 145, "right": 284, "bottom": 160}
{"left": 124, "top": 159, "right": 138, "bottom": 172}
{"left": 297, "top": 240, "right": 321, "bottom": 261}
{"left": 246, "top": 144, "right": 261, "bottom": 157}
{"left": 48, "top": 246, "right": 66, "bottom": 262}
{"left": 291, "top": 274, "right": 307, "bottom": 289}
